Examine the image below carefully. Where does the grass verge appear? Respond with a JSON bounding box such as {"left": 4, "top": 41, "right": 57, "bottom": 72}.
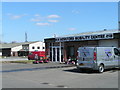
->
{"left": 0, "top": 60, "right": 35, "bottom": 64}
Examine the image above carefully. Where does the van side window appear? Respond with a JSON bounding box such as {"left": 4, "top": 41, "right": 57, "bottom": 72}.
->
{"left": 114, "top": 48, "right": 120, "bottom": 56}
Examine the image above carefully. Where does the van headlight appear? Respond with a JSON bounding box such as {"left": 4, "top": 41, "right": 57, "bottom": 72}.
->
{"left": 76, "top": 62, "right": 79, "bottom": 66}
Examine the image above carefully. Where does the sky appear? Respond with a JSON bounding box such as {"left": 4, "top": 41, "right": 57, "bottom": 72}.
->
{"left": 2, "top": 2, "right": 118, "bottom": 43}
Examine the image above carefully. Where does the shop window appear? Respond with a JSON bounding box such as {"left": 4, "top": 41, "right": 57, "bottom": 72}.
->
{"left": 67, "top": 46, "right": 75, "bottom": 58}
{"left": 23, "top": 47, "right": 25, "bottom": 50}
{"left": 13, "top": 52, "right": 15, "bottom": 56}
{"left": 26, "top": 47, "right": 29, "bottom": 49}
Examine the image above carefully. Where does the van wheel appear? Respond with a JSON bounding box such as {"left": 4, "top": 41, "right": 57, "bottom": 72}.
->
{"left": 76, "top": 67, "right": 82, "bottom": 72}
{"left": 98, "top": 65, "right": 104, "bottom": 73}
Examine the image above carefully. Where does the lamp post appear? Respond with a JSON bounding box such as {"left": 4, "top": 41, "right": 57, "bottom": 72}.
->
{"left": 118, "top": 21, "right": 120, "bottom": 31}
{"left": 118, "top": 1, "right": 120, "bottom": 31}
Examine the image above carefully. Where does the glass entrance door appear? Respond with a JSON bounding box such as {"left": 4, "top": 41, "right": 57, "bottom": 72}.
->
{"left": 52, "top": 46, "right": 63, "bottom": 62}
{"left": 52, "top": 47, "right": 59, "bottom": 62}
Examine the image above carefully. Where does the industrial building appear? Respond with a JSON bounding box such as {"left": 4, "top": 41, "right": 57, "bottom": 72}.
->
{"left": 0, "top": 41, "right": 45, "bottom": 57}
{"left": 44, "top": 30, "right": 120, "bottom": 63}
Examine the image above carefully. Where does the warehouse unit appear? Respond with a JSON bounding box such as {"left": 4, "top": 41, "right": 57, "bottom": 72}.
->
{"left": 0, "top": 41, "right": 45, "bottom": 57}
{"left": 44, "top": 30, "right": 120, "bottom": 63}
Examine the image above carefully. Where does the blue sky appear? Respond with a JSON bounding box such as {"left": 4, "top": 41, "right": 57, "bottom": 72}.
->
{"left": 2, "top": 2, "right": 118, "bottom": 43}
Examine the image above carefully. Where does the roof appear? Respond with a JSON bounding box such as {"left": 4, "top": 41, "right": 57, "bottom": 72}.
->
{"left": 59, "top": 29, "right": 120, "bottom": 37}
{"left": 1, "top": 43, "right": 22, "bottom": 49}
{"left": 0, "top": 41, "right": 41, "bottom": 49}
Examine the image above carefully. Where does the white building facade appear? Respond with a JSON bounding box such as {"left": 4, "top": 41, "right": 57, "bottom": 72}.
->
{"left": 1, "top": 41, "right": 45, "bottom": 57}
{"left": 29, "top": 41, "right": 45, "bottom": 52}
{"left": 11, "top": 45, "right": 22, "bottom": 56}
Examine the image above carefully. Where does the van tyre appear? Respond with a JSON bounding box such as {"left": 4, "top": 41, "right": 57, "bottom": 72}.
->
{"left": 98, "top": 65, "right": 104, "bottom": 73}
{"left": 77, "top": 67, "right": 82, "bottom": 72}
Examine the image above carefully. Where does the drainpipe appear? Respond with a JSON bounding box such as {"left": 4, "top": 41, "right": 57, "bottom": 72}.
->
{"left": 52, "top": 43, "right": 53, "bottom": 62}
{"left": 118, "top": 21, "right": 120, "bottom": 31}
{"left": 59, "top": 42, "right": 61, "bottom": 63}
{"left": 118, "top": 1, "right": 120, "bottom": 31}
{"left": 55, "top": 47, "right": 57, "bottom": 62}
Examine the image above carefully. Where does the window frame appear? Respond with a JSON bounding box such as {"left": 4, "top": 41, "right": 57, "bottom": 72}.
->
{"left": 37, "top": 47, "right": 40, "bottom": 49}
{"left": 32, "top": 46, "right": 35, "bottom": 49}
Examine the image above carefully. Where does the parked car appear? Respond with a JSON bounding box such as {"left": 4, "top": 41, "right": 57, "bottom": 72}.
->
{"left": 28, "top": 51, "right": 45, "bottom": 60}
{"left": 76, "top": 47, "right": 120, "bottom": 73}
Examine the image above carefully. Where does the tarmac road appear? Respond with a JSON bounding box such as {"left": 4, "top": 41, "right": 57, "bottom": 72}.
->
{"left": 1, "top": 63, "right": 119, "bottom": 88}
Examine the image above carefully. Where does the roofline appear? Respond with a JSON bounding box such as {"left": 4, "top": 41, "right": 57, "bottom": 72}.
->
{"left": 45, "top": 29, "right": 120, "bottom": 39}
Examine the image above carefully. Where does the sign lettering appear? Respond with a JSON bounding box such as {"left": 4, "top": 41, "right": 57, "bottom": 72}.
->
{"left": 55, "top": 33, "right": 113, "bottom": 42}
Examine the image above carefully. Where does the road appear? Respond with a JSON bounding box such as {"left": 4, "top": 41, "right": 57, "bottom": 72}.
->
{"left": 1, "top": 63, "right": 119, "bottom": 88}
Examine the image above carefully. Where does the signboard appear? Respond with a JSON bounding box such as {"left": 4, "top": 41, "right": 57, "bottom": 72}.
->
{"left": 55, "top": 33, "right": 114, "bottom": 42}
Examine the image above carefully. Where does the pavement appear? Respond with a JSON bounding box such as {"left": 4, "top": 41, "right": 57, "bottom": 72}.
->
{"left": 1, "top": 62, "right": 74, "bottom": 73}
{"left": 0, "top": 57, "right": 28, "bottom": 61}
{"left": 0, "top": 57, "right": 75, "bottom": 72}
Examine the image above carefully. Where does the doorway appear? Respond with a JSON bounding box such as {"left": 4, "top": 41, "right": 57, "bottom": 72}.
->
{"left": 51, "top": 46, "right": 63, "bottom": 62}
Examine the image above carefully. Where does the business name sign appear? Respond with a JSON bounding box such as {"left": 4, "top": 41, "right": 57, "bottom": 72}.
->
{"left": 55, "top": 33, "right": 114, "bottom": 42}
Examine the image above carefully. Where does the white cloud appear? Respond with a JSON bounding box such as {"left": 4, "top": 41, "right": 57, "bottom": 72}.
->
{"left": 68, "top": 28, "right": 76, "bottom": 31}
{"left": 36, "top": 23, "right": 50, "bottom": 26}
{"left": 34, "top": 14, "right": 40, "bottom": 17}
{"left": 7, "top": 13, "right": 27, "bottom": 19}
{"left": 72, "top": 10, "right": 80, "bottom": 14}
{"left": 31, "top": 14, "right": 43, "bottom": 22}
{"left": 11, "top": 15, "right": 22, "bottom": 19}
{"left": 48, "top": 20, "right": 59, "bottom": 23}
{"left": 48, "top": 15, "right": 60, "bottom": 18}
{"left": 7, "top": 13, "right": 12, "bottom": 16}
{"left": 31, "top": 18, "right": 41, "bottom": 22}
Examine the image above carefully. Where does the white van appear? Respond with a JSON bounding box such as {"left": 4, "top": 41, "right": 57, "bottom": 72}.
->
{"left": 76, "top": 47, "right": 120, "bottom": 73}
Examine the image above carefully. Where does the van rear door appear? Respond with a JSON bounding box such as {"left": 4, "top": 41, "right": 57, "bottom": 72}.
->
{"left": 78, "top": 47, "right": 95, "bottom": 68}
